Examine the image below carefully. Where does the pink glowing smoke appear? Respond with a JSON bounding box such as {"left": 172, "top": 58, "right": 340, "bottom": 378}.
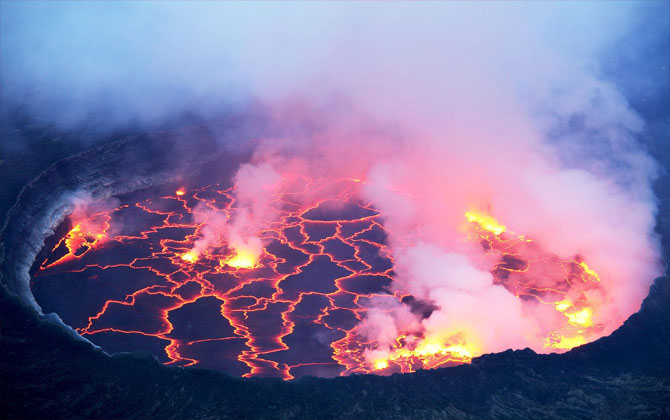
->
{"left": 199, "top": 4, "right": 664, "bottom": 361}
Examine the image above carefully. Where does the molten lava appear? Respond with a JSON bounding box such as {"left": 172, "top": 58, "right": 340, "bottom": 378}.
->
{"left": 369, "top": 341, "right": 476, "bottom": 373}
{"left": 465, "top": 210, "right": 506, "bottom": 235}
{"left": 33, "top": 177, "right": 607, "bottom": 379}
{"left": 180, "top": 251, "right": 199, "bottom": 263}
{"left": 41, "top": 212, "right": 111, "bottom": 268}
{"left": 464, "top": 211, "right": 603, "bottom": 353}
{"left": 220, "top": 249, "right": 258, "bottom": 269}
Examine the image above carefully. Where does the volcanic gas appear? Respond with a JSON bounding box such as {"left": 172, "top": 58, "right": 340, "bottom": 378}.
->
{"left": 32, "top": 173, "right": 618, "bottom": 379}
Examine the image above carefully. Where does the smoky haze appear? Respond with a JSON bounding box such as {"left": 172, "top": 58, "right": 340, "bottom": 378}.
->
{"left": 1, "top": 1, "right": 668, "bottom": 368}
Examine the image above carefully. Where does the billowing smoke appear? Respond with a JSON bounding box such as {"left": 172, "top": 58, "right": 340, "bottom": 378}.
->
{"left": 189, "top": 162, "right": 282, "bottom": 264}
{"left": 2, "top": 2, "right": 667, "bottom": 366}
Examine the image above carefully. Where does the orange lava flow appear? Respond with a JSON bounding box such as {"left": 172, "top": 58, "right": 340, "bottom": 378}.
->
{"left": 466, "top": 210, "right": 604, "bottom": 351}
{"left": 41, "top": 212, "right": 114, "bottom": 268}
{"left": 34, "top": 179, "right": 605, "bottom": 379}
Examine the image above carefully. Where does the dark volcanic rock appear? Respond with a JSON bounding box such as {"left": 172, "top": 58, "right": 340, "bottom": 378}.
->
{"left": 1, "top": 276, "right": 668, "bottom": 420}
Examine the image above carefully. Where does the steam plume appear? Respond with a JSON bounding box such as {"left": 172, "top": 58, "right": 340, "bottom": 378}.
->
{"left": 2, "top": 2, "right": 666, "bottom": 363}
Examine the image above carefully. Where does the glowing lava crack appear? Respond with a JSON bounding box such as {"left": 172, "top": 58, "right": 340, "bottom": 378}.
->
{"left": 33, "top": 179, "right": 605, "bottom": 379}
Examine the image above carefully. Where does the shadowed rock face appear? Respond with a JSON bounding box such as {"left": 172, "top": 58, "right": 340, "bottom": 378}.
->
{"left": 1, "top": 274, "right": 668, "bottom": 420}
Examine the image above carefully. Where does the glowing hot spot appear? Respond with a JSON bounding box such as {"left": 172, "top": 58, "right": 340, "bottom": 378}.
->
{"left": 579, "top": 262, "right": 601, "bottom": 282}
{"left": 566, "top": 308, "right": 593, "bottom": 327}
{"left": 545, "top": 333, "right": 586, "bottom": 350}
{"left": 40, "top": 213, "right": 112, "bottom": 269}
{"left": 411, "top": 341, "right": 474, "bottom": 360}
{"left": 221, "top": 249, "right": 258, "bottom": 269}
{"left": 465, "top": 210, "right": 506, "bottom": 235}
{"left": 442, "top": 345, "right": 473, "bottom": 359}
{"left": 367, "top": 338, "right": 477, "bottom": 373}
{"left": 180, "top": 251, "right": 198, "bottom": 263}
{"left": 176, "top": 188, "right": 186, "bottom": 196}
{"left": 374, "top": 360, "right": 388, "bottom": 370}
{"left": 415, "top": 341, "right": 448, "bottom": 356}
{"left": 554, "top": 301, "right": 572, "bottom": 312}
{"left": 554, "top": 301, "right": 594, "bottom": 327}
